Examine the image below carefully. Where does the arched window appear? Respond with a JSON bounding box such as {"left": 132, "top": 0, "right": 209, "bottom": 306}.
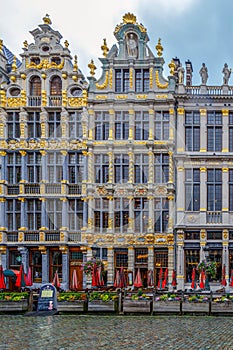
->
{"left": 30, "top": 76, "right": 41, "bottom": 96}
{"left": 50, "top": 76, "right": 62, "bottom": 96}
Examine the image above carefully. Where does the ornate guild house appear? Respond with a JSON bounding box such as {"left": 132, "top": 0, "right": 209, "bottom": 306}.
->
{"left": 0, "top": 13, "right": 232, "bottom": 290}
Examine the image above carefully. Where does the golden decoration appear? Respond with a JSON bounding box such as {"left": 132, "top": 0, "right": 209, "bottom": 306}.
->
{"left": 43, "top": 14, "right": 52, "bottom": 25}
{"left": 10, "top": 75, "right": 16, "bottom": 82}
{"left": 26, "top": 58, "right": 64, "bottom": 70}
{"left": 168, "top": 59, "right": 176, "bottom": 75}
{"left": 41, "top": 73, "right": 46, "bottom": 79}
{"left": 23, "top": 40, "right": 28, "bottom": 49}
{"left": 222, "top": 109, "right": 229, "bottom": 116}
{"left": 101, "top": 38, "right": 109, "bottom": 58}
{"left": 200, "top": 109, "right": 207, "bottom": 116}
{"left": 7, "top": 98, "right": 22, "bottom": 108}
{"left": 68, "top": 96, "right": 87, "bottom": 107}
{"left": 88, "top": 59, "right": 96, "bottom": 76}
{"left": 136, "top": 94, "right": 147, "bottom": 99}
{"left": 62, "top": 73, "right": 67, "bottom": 79}
{"left": 123, "top": 13, "right": 137, "bottom": 24}
{"left": 12, "top": 56, "right": 17, "bottom": 72}
{"left": 73, "top": 55, "right": 78, "bottom": 72}
{"left": 41, "top": 90, "right": 47, "bottom": 106}
{"left": 155, "top": 71, "right": 169, "bottom": 89}
{"left": 21, "top": 73, "right": 26, "bottom": 80}
{"left": 116, "top": 95, "right": 127, "bottom": 99}
{"left": 109, "top": 68, "right": 113, "bottom": 89}
{"left": 64, "top": 40, "right": 69, "bottom": 48}
{"left": 129, "top": 67, "right": 133, "bottom": 89}
{"left": 177, "top": 108, "right": 185, "bottom": 114}
{"left": 149, "top": 67, "right": 153, "bottom": 89}
{"left": 0, "top": 90, "right": 6, "bottom": 108}
{"left": 0, "top": 39, "right": 3, "bottom": 52}
{"left": 96, "top": 71, "right": 109, "bottom": 89}
{"left": 156, "top": 38, "right": 163, "bottom": 57}
{"left": 200, "top": 167, "right": 207, "bottom": 172}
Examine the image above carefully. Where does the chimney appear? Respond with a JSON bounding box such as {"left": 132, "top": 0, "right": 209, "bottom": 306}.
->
{"left": 185, "top": 60, "right": 193, "bottom": 86}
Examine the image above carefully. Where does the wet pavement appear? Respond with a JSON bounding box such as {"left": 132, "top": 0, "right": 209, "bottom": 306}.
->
{"left": 0, "top": 315, "right": 232, "bottom": 350}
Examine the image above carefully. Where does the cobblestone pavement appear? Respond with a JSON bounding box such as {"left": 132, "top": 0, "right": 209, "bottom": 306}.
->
{"left": 0, "top": 315, "right": 233, "bottom": 350}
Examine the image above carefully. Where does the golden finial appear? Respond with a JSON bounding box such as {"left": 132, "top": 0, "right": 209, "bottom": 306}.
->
{"left": 168, "top": 59, "right": 176, "bottom": 76}
{"left": 23, "top": 40, "right": 28, "bottom": 49}
{"left": 64, "top": 40, "right": 69, "bottom": 48}
{"left": 43, "top": 14, "right": 52, "bottom": 25}
{"left": 12, "top": 56, "right": 17, "bottom": 72}
{"left": 88, "top": 59, "right": 96, "bottom": 76}
{"left": 101, "top": 38, "right": 109, "bottom": 58}
{"left": 123, "top": 13, "right": 137, "bottom": 24}
{"left": 73, "top": 55, "right": 78, "bottom": 72}
{"left": 0, "top": 39, "right": 3, "bottom": 52}
{"left": 156, "top": 38, "right": 163, "bottom": 57}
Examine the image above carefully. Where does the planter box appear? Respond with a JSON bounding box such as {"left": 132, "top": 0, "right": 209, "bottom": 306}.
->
{"left": 182, "top": 301, "right": 210, "bottom": 314}
{"left": 153, "top": 300, "right": 181, "bottom": 314}
{"left": 88, "top": 300, "right": 117, "bottom": 312}
{"left": 0, "top": 300, "right": 28, "bottom": 312}
{"left": 123, "top": 299, "right": 152, "bottom": 314}
{"left": 57, "top": 301, "right": 86, "bottom": 312}
{"left": 211, "top": 302, "right": 233, "bottom": 314}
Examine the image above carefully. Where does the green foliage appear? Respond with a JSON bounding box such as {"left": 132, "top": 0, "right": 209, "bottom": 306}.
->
{"left": 0, "top": 292, "right": 29, "bottom": 301}
{"left": 89, "top": 292, "right": 118, "bottom": 302}
{"left": 197, "top": 260, "right": 217, "bottom": 278}
{"left": 57, "top": 292, "right": 87, "bottom": 302}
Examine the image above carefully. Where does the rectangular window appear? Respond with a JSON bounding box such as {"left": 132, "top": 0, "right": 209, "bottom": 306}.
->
{"left": 47, "top": 199, "right": 62, "bottom": 230}
{"left": 69, "top": 111, "right": 82, "bottom": 139}
{"left": 207, "top": 169, "right": 222, "bottom": 211}
{"left": 95, "top": 112, "right": 109, "bottom": 140}
{"left": 28, "top": 112, "right": 41, "bottom": 138}
{"left": 94, "top": 154, "right": 109, "bottom": 183}
{"left": 185, "top": 249, "right": 200, "bottom": 282}
{"left": 115, "top": 69, "right": 129, "bottom": 92}
{"left": 207, "top": 111, "right": 222, "bottom": 151}
{"left": 114, "top": 198, "right": 129, "bottom": 233}
{"left": 115, "top": 248, "right": 128, "bottom": 268}
{"left": 7, "top": 112, "right": 20, "bottom": 139}
{"left": 135, "top": 248, "right": 148, "bottom": 264}
{"left": 155, "top": 111, "right": 170, "bottom": 141}
{"left": 185, "top": 169, "right": 200, "bottom": 211}
{"left": 27, "top": 152, "right": 41, "bottom": 183}
{"left": 185, "top": 111, "right": 200, "bottom": 151}
{"left": 154, "top": 198, "right": 169, "bottom": 233}
{"left": 135, "top": 69, "right": 149, "bottom": 92}
{"left": 114, "top": 154, "right": 129, "bottom": 183}
{"left": 7, "top": 199, "right": 21, "bottom": 231}
{"left": 68, "top": 199, "right": 83, "bottom": 231}
{"left": 115, "top": 112, "right": 129, "bottom": 140}
{"left": 68, "top": 153, "right": 84, "bottom": 183}
{"left": 94, "top": 198, "right": 109, "bottom": 233}
{"left": 135, "top": 111, "right": 149, "bottom": 140}
{"left": 229, "top": 169, "right": 233, "bottom": 211}
{"left": 134, "top": 198, "right": 149, "bottom": 233}
{"left": 7, "top": 153, "right": 21, "bottom": 183}
{"left": 134, "top": 154, "right": 148, "bottom": 183}
{"left": 154, "top": 153, "right": 169, "bottom": 183}
{"left": 27, "top": 199, "right": 41, "bottom": 230}
{"left": 47, "top": 153, "right": 63, "bottom": 183}
{"left": 229, "top": 113, "right": 233, "bottom": 152}
{"left": 48, "top": 112, "right": 61, "bottom": 138}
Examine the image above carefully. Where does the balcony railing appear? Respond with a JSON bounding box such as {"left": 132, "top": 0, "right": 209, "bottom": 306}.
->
{"left": 45, "top": 231, "right": 60, "bottom": 241}
{"left": 48, "top": 96, "right": 62, "bottom": 106}
{"left": 28, "top": 96, "right": 41, "bottom": 107}
{"left": 68, "top": 232, "right": 81, "bottom": 242}
{"left": 68, "top": 184, "right": 82, "bottom": 195}
{"left": 206, "top": 211, "right": 222, "bottom": 224}
{"left": 7, "top": 232, "right": 18, "bottom": 242}
{"left": 24, "top": 232, "right": 40, "bottom": 242}
{"left": 24, "top": 184, "right": 40, "bottom": 195}
{"left": 7, "top": 185, "right": 19, "bottom": 195}
{"left": 45, "top": 184, "right": 61, "bottom": 194}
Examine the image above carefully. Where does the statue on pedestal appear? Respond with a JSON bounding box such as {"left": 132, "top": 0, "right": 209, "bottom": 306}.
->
{"left": 199, "top": 63, "right": 208, "bottom": 85}
{"left": 222, "top": 63, "right": 231, "bottom": 85}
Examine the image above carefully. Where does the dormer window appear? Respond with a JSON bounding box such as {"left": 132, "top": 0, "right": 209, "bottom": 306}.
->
{"left": 31, "top": 57, "right": 40, "bottom": 65}
{"left": 51, "top": 57, "right": 61, "bottom": 65}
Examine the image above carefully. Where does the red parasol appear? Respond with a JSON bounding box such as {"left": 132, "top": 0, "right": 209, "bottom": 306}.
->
{"left": 171, "top": 270, "right": 177, "bottom": 287}
{"left": 0, "top": 265, "right": 6, "bottom": 289}
{"left": 25, "top": 267, "right": 33, "bottom": 287}
{"left": 147, "top": 269, "right": 154, "bottom": 287}
{"left": 71, "top": 269, "right": 78, "bottom": 290}
{"left": 157, "top": 267, "right": 163, "bottom": 289}
{"left": 199, "top": 270, "right": 205, "bottom": 289}
{"left": 191, "top": 267, "right": 196, "bottom": 289}
{"left": 221, "top": 264, "right": 227, "bottom": 286}
{"left": 119, "top": 266, "right": 126, "bottom": 288}
{"left": 230, "top": 269, "right": 233, "bottom": 287}
{"left": 97, "top": 266, "right": 104, "bottom": 286}
{"left": 134, "top": 268, "right": 143, "bottom": 288}
{"left": 52, "top": 270, "right": 60, "bottom": 288}
{"left": 114, "top": 270, "right": 120, "bottom": 288}
{"left": 15, "top": 264, "right": 26, "bottom": 288}
{"left": 92, "top": 262, "right": 98, "bottom": 287}
{"left": 162, "top": 268, "right": 168, "bottom": 289}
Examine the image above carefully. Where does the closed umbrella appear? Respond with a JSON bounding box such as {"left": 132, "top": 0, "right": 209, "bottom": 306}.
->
{"left": 171, "top": 270, "right": 177, "bottom": 287}
{"left": 221, "top": 265, "right": 227, "bottom": 286}
{"left": 114, "top": 269, "right": 120, "bottom": 288}
{"left": 97, "top": 266, "right": 104, "bottom": 286}
{"left": 147, "top": 269, "right": 154, "bottom": 287}
{"left": 15, "top": 264, "right": 26, "bottom": 288}
{"left": 191, "top": 267, "right": 196, "bottom": 289}
{"left": 119, "top": 266, "right": 126, "bottom": 288}
{"left": 199, "top": 270, "right": 205, "bottom": 289}
{"left": 0, "top": 265, "right": 6, "bottom": 289}
{"left": 230, "top": 269, "right": 233, "bottom": 287}
{"left": 52, "top": 270, "right": 60, "bottom": 288}
{"left": 25, "top": 267, "right": 33, "bottom": 287}
{"left": 162, "top": 268, "right": 168, "bottom": 289}
{"left": 157, "top": 267, "right": 163, "bottom": 289}
{"left": 92, "top": 262, "right": 98, "bottom": 287}
{"left": 71, "top": 269, "right": 78, "bottom": 290}
{"left": 134, "top": 268, "right": 143, "bottom": 288}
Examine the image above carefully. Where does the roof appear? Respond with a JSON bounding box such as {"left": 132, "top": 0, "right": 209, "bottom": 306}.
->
{"left": 2, "top": 45, "right": 21, "bottom": 67}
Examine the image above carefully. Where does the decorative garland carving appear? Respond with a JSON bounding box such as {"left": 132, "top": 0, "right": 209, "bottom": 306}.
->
{"left": 155, "top": 70, "right": 169, "bottom": 89}
{"left": 96, "top": 71, "right": 109, "bottom": 90}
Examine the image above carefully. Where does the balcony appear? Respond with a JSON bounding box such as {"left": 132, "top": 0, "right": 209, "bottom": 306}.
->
{"left": 68, "top": 184, "right": 82, "bottom": 195}
{"left": 45, "top": 231, "right": 60, "bottom": 241}
{"left": 24, "top": 184, "right": 40, "bottom": 195}
{"left": 7, "top": 185, "right": 19, "bottom": 195}
{"left": 206, "top": 211, "right": 222, "bottom": 224}
{"left": 24, "top": 232, "right": 40, "bottom": 242}
{"left": 45, "top": 184, "right": 61, "bottom": 195}
{"left": 68, "top": 232, "right": 81, "bottom": 242}
{"left": 28, "top": 96, "right": 41, "bottom": 107}
{"left": 7, "top": 232, "right": 18, "bottom": 242}
{"left": 48, "top": 96, "right": 62, "bottom": 107}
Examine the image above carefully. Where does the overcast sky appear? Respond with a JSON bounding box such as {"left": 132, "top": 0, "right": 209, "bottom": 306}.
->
{"left": 1, "top": 0, "right": 233, "bottom": 85}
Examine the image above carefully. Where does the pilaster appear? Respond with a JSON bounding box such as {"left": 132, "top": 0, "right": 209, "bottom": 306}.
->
{"left": 200, "top": 109, "right": 207, "bottom": 152}
{"left": 107, "top": 247, "right": 114, "bottom": 285}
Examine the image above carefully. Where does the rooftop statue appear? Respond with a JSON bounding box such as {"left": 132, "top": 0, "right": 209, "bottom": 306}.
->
{"left": 177, "top": 64, "right": 185, "bottom": 84}
{"left": 222, "top": 63, "right": 231, "bottom": 85}
{"left": 126, "top": 33, "right": 138, "bottom": 58}
{"left": 199, "top": 63, "right": 208, "bottom": 85}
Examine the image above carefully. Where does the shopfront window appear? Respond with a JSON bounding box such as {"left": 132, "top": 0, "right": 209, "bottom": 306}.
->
{"left": 30, "top": 251, "right": 42, "bottom": 282}
{"left": 50, "top": 250, "right": 62, "bottom": 281}
{"left": 185, "top": 249, "right": 199, "bottom": 282}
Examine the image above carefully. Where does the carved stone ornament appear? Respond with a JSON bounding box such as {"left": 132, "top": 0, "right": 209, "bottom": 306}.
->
{"left": 96, "top": 185, "right": 108, "bottom": 196}
{"left": 154, "top": 185, "right": 167, "bottom": 196}
{"left": 115, "top": 186, "right": 127, "bottom": 197}
{"left": 135, "top": 185, "right": 147, "bottom": 196}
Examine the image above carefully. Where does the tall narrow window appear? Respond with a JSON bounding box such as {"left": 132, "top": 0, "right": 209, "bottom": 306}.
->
{"left": 95, "top": 154, "right": 109, "bottom": 183}
{"left": 115, "top": 69, "right": 129, "bottom": 92}
{"left": 185, "top": 111, "right": 200, "bottom": 151}
{"left": 7, "top": 199, "right": 21, "bottom": 231}
{"left": 47, "top": 199, "right": 62, "bottom": 230}
{"left": 95, "top": 112, "right": 109, "bottom": 140}
{"left": 115, "top": 112, "right": 129, "bottom": 140}
{"left": 114, "top": 198, "right": 129, "bottom": 233}
{"left": 50, "top": 76, "right": 62, "bottom": 95}
{"left": 27, "top": 199, "right": 41, "bottom": 230}
{"left": 69, "top": 112, "right": 82, "bottom": 139}
{"left": 207, "top": 169, "right": 222, "bottom": 211}
{"left": 135, "top": 111, "right": 149, "bottom": 140}
{"left": 48, "top": 112, "right": 61, "bottom": 138}
{"left": 135, "top": 69, "right": 149, "bottom": 92}
{"left": 207, "top": 111, "right": 222, "bottom": 151}
{"left": 68, "top": 199, "right": 83, "bottom": 231}
{"left": 134, "top": 154, "right": 148, "bottom": 183}
{"left": 94, "top": 198, "right": 109, "bottom": 233}
{"left": 155, "top": 111, "right": 169, "bottom": 140}
{"left": 28, "top": 112, "right": 41, "bottom": 138}
{"left": 47, "top": 153, "right": 63, "bottom": 183}
{"left": 7, "top": 112, "right": 20, "bottom": 139}
{"left": 68, "top": 153, "right": 84, "bottom": 183}
{"left": 27, "top": 152, "right": 41, "bottom": 183}
{"left": 114, "top": 154, "right": 129, "bottom": 183}
{"left": 30, "top": 76, "right": 41, "bottom": 96}
{"left": 134, "top": 198, "right": 149, "bottom": 233}
{"left": 229, "top": 169, "right": 233, "bottom": 211}
{"left": 154, "top": 153, "right": 169, "bottom": 183}
{"left": 185, "top": 169, "right": 200, "bottom": 211}
{"left": 7, "top": 153, "right": 21, "bottom": 183}
{"left": 154, "top": 198, "right": 169, "bottom": 232}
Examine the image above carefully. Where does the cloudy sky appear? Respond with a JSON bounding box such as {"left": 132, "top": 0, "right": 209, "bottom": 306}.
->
{"left": 1, "top": 0, "right": 233, "bottom": 85}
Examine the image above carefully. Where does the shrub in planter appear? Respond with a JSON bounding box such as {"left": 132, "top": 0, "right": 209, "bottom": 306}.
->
{"left": 0, "top": 292, "right": 29, "bottom": 301}
{"left": 57, "top": 292, "right": 87, "bottom": 302}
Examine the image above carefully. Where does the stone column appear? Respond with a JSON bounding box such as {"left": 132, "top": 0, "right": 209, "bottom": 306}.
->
{"left": 200, "top": 229, "right": 207, "bottom": 261}
{"left": 39, "top": 246, "right": 49, "bottom": 284}
{"left": 60, "top": 246, "right": 69, "bottom": 290}
{"left": 108, "top": 109, "right": 114, "bottom": 141}
{"left": 0, "top": 151, "right": 7, "bottom": 181}
{"left": 0, "top": 109, "right": 7, "bottom": 140}
{"left": 222, "top": 230, "right": 229, "bottom": 281}
{"left": 19, "top": 198, "right": 26, "bottom": 228}
{"left": 169, "top": 108, "right": 175, "bottom": 141}
{"left": 19, "top": 150, "right": 27, "bottom": 181}
{"left": 128, "top": 150, "right": 134, "bottom": 183}
{"left": 168, "top": 246, "right": 174, "bottom": 288}
{"left": 176, "top": 230, "right": 184, "bottom": 290}
{"left": 176, "top": 165, "right": 185, "bottom": 224}
{"left": 87, "top": 150, "right": 94, "bottom": 184}
{"left": 176, "top": 107, "right": 185, "bottom": 152}
{"left": 200, "top": 167, "right": 207, "bottom": 224}
{"left": 148, "top": 109, "right": 154, "bottom": 140}
{"left": 40, "top": 108, "right": 48, "bottom": 139}
{"left": 222, "top": 168, "right": 229, "bottom": 225}
{"left": 61, "top": 107, "right": 69, "bottom": 139}
{"left": 62, "top": 152, "right": 68, "bottom": 181}
{"left": 61, "top": 198, "right": 68, "bottom": 231}
{"left": 0, "top": 198, "right": 6, "bottom": 229}
{"left": 128, "top": 246, "right": 134, "bottom": 273}
{"left": 0, "top": 246, "right": 7, "bottom": 270}
{"left": 107, "top": 247, "right": 114, "bottom": 286}
{"left": 147, "top": 196, "right": 154, "bottom": 233}
{"left": 18, "top": 246, "right": 29, "bottom": 273}
{"left": 127, "top": 196, "right": 134, "bottom": 234}
{"left": 19, "top": 108, "right": 28, "bottom": 139}
{"left": 40, "top": 151, "right": 47, "bottom": 183}
{"left": 148, "top": 150, "right": 154, "bottom": 184}
{"left": 148, "top": 246, "right": 154, "bottom": 271}
{"left": 128, "top": 109, "right": 134, "bottom": 140}
{"left": 222, "top": 109, "right": 229, "bottom": 152}
{"left": 40, "top": 198, "right": 47, "bottom": 228}
{"left": 108, "top": 151, "right": 113, "bottom": 183}
{"left": 86, "top": 247, "right": 92, "bottom": 288}
{"left": 107, "top": 197, "right": 114, "bottom": 233}
{"left": 200, "top": 109, "right": 207, "bottom": 152}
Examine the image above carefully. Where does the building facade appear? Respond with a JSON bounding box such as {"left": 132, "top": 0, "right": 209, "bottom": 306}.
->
{"left": 0, "top": 13, "right": 232, "bottom": 290}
